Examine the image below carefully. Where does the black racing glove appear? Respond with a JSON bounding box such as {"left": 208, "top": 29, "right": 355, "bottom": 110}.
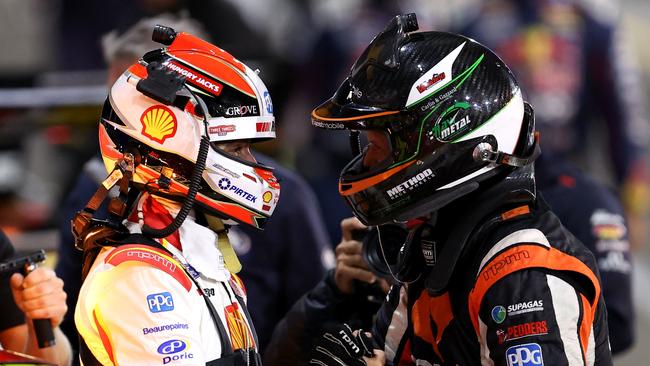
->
{"left": 309, "top": 323, "right": 376, "bottom": 366}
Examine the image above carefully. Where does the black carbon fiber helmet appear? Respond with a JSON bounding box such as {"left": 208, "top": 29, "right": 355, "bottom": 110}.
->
{"left": 312, "top": 14, "right": 539, "bottom": 226}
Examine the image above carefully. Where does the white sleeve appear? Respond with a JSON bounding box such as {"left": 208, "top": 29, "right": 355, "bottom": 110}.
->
{"left": 78, "top": 261, "right": 206, "bottom": 366}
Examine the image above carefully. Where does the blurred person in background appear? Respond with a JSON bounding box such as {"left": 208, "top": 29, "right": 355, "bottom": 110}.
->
{"left": 55, "top": 13, "right": 331, "bottom": 363}
{"left": 442, "top": 0, "right": 650, "bottom": 251}
{"left": 0, "top": 230, "right": 71, "bottom": 365}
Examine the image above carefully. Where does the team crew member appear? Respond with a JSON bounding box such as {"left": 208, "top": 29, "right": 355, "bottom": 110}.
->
{"left": 74, "top": 26, "right": 279, "bottom": 365}
{"left": 309, "top": 14, "right": 612, "bottom": 365}
{"left": 0, "top": 230, "right": 72, "bottom": 365}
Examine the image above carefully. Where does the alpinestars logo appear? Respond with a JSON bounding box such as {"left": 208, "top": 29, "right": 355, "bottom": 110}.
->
{"left": 386, "top": 169, "right": 434, "bottom": 200}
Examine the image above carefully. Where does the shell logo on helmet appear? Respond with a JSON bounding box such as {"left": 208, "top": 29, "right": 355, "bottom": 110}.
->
{"left": 140, "top": 105, "right": 177, "bottom": 144}
{"left": 262, "top": 191, "right": 272, "bottom": 203}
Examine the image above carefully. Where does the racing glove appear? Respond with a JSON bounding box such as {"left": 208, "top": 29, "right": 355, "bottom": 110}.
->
{"left": 309, "top": 323, "right": 375, "bottom": 366}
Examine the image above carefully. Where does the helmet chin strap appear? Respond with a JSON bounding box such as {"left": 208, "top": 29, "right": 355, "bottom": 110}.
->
{"left": 205, "top": 215, "right": 242, "bottom": 274}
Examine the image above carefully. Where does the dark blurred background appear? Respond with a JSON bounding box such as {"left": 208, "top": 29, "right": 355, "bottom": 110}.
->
{"left": 0, "top": 0, "right": 648, "bottom": 363}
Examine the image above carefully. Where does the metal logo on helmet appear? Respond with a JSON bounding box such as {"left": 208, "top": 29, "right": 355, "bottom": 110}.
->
{"left": 432, "top": 102, "right": 472, "bottom": 142}
{"left": 140, "top": 105, "right": 177, "bottom": 144}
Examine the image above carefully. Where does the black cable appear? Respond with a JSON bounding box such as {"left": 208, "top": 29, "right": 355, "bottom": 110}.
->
{"left": 142, "top": 87, "right": 211, "bottom": 238}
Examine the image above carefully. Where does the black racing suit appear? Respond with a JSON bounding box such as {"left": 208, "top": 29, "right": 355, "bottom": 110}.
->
{"left": 373, "top": 181, "right": 612, "bottom": 365}
{"left": 267, "top": 170, "right": 613, "bottom": 365}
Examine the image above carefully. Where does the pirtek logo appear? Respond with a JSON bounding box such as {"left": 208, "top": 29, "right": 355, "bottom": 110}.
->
{"left": 416, "top": 72, "right": 446, "bottom": 93}
{"left": 483, "top": 250, "right": 531, "bottom": 280}
{"left": 386, "top": 169, "right": 434, "bottom": 200}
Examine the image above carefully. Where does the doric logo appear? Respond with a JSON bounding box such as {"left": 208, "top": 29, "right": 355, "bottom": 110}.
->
{"left": 140, "top": 105, "right": 178, "bottom": 144}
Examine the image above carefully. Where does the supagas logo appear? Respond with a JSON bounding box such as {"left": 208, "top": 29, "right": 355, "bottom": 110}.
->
{"left": 492, "top": 305, "right": 506, "bottom": 324}
{"left": 141, "top": 105, "right": 177, "bottom": 144}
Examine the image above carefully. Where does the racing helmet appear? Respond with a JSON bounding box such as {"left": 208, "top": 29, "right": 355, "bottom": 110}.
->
{"left": 312, "top": 14, "right": 538, "bottom": 226}
{"left": 99, "top": 26, "right": 280, "bottom": 230}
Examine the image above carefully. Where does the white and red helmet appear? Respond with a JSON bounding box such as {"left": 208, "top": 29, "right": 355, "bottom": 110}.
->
{"left": 99, "top": 28, "right": 280, "bottom": 229}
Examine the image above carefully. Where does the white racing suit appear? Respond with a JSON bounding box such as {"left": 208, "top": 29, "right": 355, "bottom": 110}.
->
{"left": 75, "top": 195, "right": 259, "bottom": 365}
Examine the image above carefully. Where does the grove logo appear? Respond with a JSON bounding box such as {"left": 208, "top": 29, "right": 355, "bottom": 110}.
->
{"left": 140, "top": 105, "right": 178, "bottom": 144}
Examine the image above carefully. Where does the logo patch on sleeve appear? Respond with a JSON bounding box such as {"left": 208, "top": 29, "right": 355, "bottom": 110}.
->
{"left": 506, "top": 343, "right": 543, "bottom": 366}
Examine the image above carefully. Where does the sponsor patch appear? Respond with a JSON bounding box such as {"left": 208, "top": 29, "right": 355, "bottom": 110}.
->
{"left": 432, "top": 102, "right": 471, "bottom": 141}
{"left": 217, "top": 177, "right": 258, "bottom": 202}
{"left": 225, "top": 105, "right": 258, "bottom": 117}
{"left": 263, "top": 91, "right": 273, "bottom": 113}
{"left": 157, "top": 339, "right": 194, "bottom": 364}
{"left": 262, "top": 191, "right": 273, "bottom": 203}
{"left": 224, "top": 302, "right": 255, "bottom": 350}
{"left": 483, "top": 250, "right": 530, "bottom": 280}
{"left": 140, "top": 105, "right": 177, "bottom": 144}
{"left": 157, "top": 339, "right": 187, "bottom": 355}
{"left": 203, "top": 287, "right": 216, "bottom": 297}
{"left": 165, "top": 61, "right": 223, "bottom": 95}
{"left": 143, "top": 323, "right": 189, "bottom": 335}
{"left": 312, "top": 120, "right": 345, "bottom": 129}
{"left": 508, "top": 300, "right": 544, "bottom": 316}
{"left": 209, "top": 125, "right": 236, "bottom": 136}
{"left": 506, "top": 343, "right": 544, "bottom": 366}
{"left": 498, "top": 321, "right": 548, "bottom": 344}
{"left": 147, "top": 292, "right": 174, "bottom": 313}
{"left": 416, "top": 72, "right": 446, "bottom": 93}
{"left": 492, "top": 305, "right": 507, "bottom": 324}
{"left": 211, "top": 164, "right": 240, "bottom": 179}
{"left": 386, "top": 169, "right": 434, "bottom": 200}
{"left": 256, "top": 121, "right": 274, "bottom": 132}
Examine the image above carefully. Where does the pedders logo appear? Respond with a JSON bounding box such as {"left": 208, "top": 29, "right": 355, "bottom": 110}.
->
{"left": 416, "top": 72, "right": 446, "bottom": 93}
{"left": 140, "top": 105, "right": 178, "bottom": 144}
{"left": 498, "top": 320, "right": 548, "bottom": 344}
{"left": 209, "top": 125, "right": 236, "bottom": 136}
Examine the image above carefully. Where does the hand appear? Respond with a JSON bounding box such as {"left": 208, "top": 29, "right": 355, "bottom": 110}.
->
{"left": 309, "top": 324, "right": 384, "bottom": 366}
{"left": 10, "top": 267, "right": 67, "bottom": 328}
{"left": 335, "top": 217, "right": 378, "bottom": 294}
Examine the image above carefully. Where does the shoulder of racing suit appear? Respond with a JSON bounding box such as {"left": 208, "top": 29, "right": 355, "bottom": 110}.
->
{"left": 468, "top": 203, "right": 602, "bottom": 333}
{"left": 102, "top": 243, "right": 193, "bottom": 292}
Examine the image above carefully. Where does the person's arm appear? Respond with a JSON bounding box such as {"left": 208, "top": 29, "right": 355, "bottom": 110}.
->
{"left": 4, "top": 267, "right": 71, "bottom": 366}
{"left": 473, "top": 268, "right": 612, "bottom": 365}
